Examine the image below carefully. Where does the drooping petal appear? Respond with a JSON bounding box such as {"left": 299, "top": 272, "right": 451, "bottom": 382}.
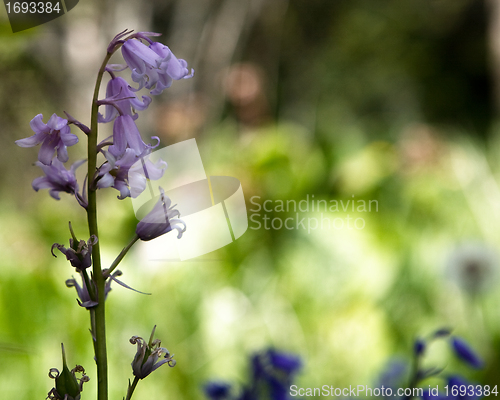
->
{"left": 149, "top": 42, "right": 172, "bottom": 60}
{"left": 29, "top": 114, "right": 49, "bottom": 134}
{"left": 150, "top": 75, "right": 172, "bottom": 96}
{"left": 47, "top": 113, "right": 68, "bottom": 130}
{"left": 15, "top": 131, "right": 46, "bottom": 147}
{"left": 111, "top": 116, "right": 129, "bottom": 157}
{"left": 59, "top": 126, "right": 79, "bottom": 146}
{"left": 56, "top": 143, "right": 69, "bottom": 164}
{"left": 130, "top": 94, "right": 152, "bottom": 112}
{"left": 32, "top": 176, "right": 52, "bottom": 191}
{"left": 120, "top": 115, "right": 147, "bottom": 156}
{"left": 96, "top": 173, "right": 115, "bottom": 189}
{"left": 167, "top": 54, "right": 190, "bottom": 79}
{"left": 48, "top": 188, "right": 62, "bottom": 200}
{"left": 114, "top": 180, "right": 131, "bottom": 200}
{"left": 31, "top": 158, "right": 84, "bottom": 202}
{"left": 39, "top": 135, "right": 60, "bottom": 165}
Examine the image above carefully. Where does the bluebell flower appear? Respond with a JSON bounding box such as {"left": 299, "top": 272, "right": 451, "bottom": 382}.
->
{"left": 267, "top": 349, "right": 302, "bottom": 376}
{"left": 65, "top": 269, "right": 129, "bottom": 309}
{"left": 377, "top": 360, "right": 408, "bottom": 393}
{"left": 52, "top": 235, "right": 98, "bottom": 272}
{"left": 204, "top": 349, "right": 302, "bottom": 400}
{"left": 247, "top": 349, "right": 302, "bottom": 400}
{"left": 121, "top": 35, "right": 193, "bottom": 95}
{"left": 136, "top": 188, "right": 186, "bottom": 241}
{"left": 96, "top": 148, "right": 166, "bottom": 199}
{"left": 66, "top": 274, "right": 98, "bottom": 309}
{"left": 204, "top": 382, "right": 233, "bottom": 400}
{"left": 98, "top": 76, "right": 151, "bottom": 123}
{"left": 450, "top": 337, "right": 484, "bottom": 369}
{"left": 109, "top": 114, "right": 152, "bottom": 157}
{"left": 414, "top": 338, "right": 426, "bottom": 356}
{"left": 32, "top": 158, "right": 87, "bottom": 207}
{"left": 130, "top": 326, "right": 175, "bottom": 379}
{"left": 16, "top": 113, "right": 78, "bottom": 165}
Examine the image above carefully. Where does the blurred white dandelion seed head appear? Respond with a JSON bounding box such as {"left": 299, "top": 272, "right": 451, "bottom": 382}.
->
{"left": 446, "top": 242, "right": 499, "bottom": 296}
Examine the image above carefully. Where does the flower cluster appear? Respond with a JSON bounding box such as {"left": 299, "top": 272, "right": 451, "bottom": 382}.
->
{"left": 204, "top": 349, "right": 302, "bottom": 400}
{"left": 15, "top": 31, "right": 192, "bottom": 309}
{"left": 204, "top": 331, "right": 487, "bottom": 400}
{"left": 376, "top": 329, "right": 486, "bottom": 400}
{"left": 93, "top": 30, "right": 193, "bottom": 200}
{"left": 16, "top": 30, "right": 193, "bottom": 205}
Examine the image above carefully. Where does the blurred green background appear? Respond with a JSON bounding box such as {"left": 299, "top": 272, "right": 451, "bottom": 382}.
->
{"left": 1, "top": 0, "right": 500, "bottom": 398}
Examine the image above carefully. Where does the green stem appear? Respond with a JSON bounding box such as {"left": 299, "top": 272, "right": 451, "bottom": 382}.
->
{"left": 81, "top": 269, "right": 96, "bottom": 302}
{"left": 125, "top": 376, "right": 140, "bottom": 400}
{"left": 87, "top": 51, "right": 113, "bottom": 400}
{"left": 405, "top": 351, "right": 421, "bottom": 400}
{"left": 106, "top": 234, "right": 140, "bottom": 277}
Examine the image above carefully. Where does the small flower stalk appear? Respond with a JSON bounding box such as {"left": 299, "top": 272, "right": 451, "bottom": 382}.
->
{"left": 16, "top": 29, "right": 192, "bottom": 400}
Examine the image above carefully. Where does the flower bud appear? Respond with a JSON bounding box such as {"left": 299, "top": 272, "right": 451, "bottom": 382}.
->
{"left": 47, "top": 344, "right": 88, "bottom": 400}
{"left": 451, "top": 336, "right": 484, "bottom": 369}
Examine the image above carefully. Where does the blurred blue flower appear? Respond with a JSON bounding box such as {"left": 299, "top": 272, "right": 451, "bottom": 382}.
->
{"left": 204, "top": 382, "right": 233, "bottom": 400}
{"left": 204, "top": 349, "right": 302, "bottom": 400}
{"left": 451, "top": 337, "right": 484, "bottom": 369}
{"left": 377, "top": 360, "right": 408, "bottom": 394}
{"left": 414, "top": 338, "right": 426, "bottom": 356}
{"left": 422, "top": 375, "right": 482, "bottom": 400}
